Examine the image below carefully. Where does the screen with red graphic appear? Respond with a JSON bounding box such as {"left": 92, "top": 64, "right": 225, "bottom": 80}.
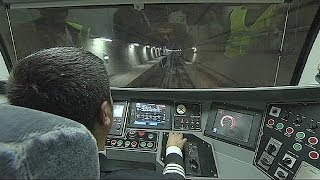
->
{"left": 212, "top": 109, "right": 254, "bottom": 142}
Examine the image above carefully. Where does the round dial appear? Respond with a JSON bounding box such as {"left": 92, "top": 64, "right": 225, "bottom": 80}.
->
{"left": 220, "top": 115, "right": 236, "bottom": 129}
{"left": 176, "top": 104, "right": 187, "bottom": 115}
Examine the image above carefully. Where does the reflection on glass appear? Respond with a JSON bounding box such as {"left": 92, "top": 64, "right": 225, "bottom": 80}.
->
{"left": 3, "top": 1, "right": 320, "bottom": 88}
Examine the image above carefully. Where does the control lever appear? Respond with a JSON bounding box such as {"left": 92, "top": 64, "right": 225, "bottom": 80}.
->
{"left": 189, "top": 159, "right": 199, "bottom": 170}
{"left": 277, "top": 171, "right": 286, "bottom": 179}
{"left": 267, "top": 144, "right": 277, "bottom": 155}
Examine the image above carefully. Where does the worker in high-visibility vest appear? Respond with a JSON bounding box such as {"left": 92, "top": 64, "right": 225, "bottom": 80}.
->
{"left": 225, "top": 5, "right": 279, "bottom": 58}
{"left": 6, "top": 8, "right": 90, "bottom": 60}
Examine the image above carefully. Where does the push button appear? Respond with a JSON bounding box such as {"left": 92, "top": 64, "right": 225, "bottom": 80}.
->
{"left": 293, "top": 143, "right": 302, "bottom": 151}
{"left": 296, "top": 132, "right": 305, "bottom": 139}
{"left": 147, "top": 142, "right": 154, "bottom": 148}
{"left": 129, "top": 130, "right": 136, "bottom": 137}
{"left": 124, "top": 141, "right": 130, "bottom": 147}
{"left": 268, "top": 119, "right": 275, "bottom": 126}
{"left": 309, "top": 151, "right": 319, "bottom": 160}
{"left": 276, "top": 123, "right": 284, "bottom": 130}
{"left": 111, "top": 140, "right": 117, "bottom": 146}
{"left": 131, "top": 141, "right": 138, "bottom": 148}
{"left": 140, "top": 141, "right": 146, "bottom": 147}
{"left": 117, "top": 140, "right": 123, "bottom": 146}
{"left": 138, "top": 131, "right": 145, "bottom": 137}
{"left": 148, "top": 133, "right": 154, "bottom": 139}
{"left": 285, "top": 127, "right": 294, "bottom": 135}
{"left": 308, "top": 137, "right": 318, "bottom": 145}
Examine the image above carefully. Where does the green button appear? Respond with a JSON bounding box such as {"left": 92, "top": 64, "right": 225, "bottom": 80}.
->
{"left": 296, "top": 132, "right": 306, "bottom": 139}
{"left": 293, "top": 143, "right": 302, "bottom": 151}
{"left": 276, "top": 123, "right": 284, "bottom": 130}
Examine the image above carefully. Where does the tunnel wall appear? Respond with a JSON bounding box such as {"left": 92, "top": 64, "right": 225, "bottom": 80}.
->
{"left": 85, "top": 39, "right": 162, "bottom": 77}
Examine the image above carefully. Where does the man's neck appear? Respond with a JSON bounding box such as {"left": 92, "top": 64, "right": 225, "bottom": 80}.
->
{"left": 92, "top": 129, "right": 107, "bottom": 151}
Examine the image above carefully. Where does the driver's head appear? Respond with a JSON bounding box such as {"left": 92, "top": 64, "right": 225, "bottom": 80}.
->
{"left": 7, "top": 47, "right": 113, "bottom": 149}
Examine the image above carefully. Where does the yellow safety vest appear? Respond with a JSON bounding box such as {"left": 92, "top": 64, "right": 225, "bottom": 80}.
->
{"left": 67, "top": 22, "right": 91, "bottom": 46}
{"left": 225, "top": 5, "right": 278, "bottom": 58}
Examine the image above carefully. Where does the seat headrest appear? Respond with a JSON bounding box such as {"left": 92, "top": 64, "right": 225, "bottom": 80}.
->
{"left": 0, "top": 104, "right": 100, "bottom": 179}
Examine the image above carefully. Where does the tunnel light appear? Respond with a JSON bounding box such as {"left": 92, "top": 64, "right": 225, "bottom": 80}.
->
{"left": 192, "top": 47, "right": 197, "bottom": 53}
{"left": 132, "top": 43, "right": 140, "bottom": 47}
{"left": 95, "top": 37, "right": 113, "bottom": 42}
{"left": 103, "top": 55, "right": 110, "bottom": 60}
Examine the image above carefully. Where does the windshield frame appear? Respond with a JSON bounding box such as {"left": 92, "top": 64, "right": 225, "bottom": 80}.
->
{"left": 1, "top": 0, "right": 319, "bottom": 90}
{"left": 290, "top": 5, "right": 320, "bottom": 86}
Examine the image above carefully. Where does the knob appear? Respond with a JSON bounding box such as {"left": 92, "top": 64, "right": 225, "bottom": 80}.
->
{"left": 277, "top": 171, "right": 286, "bottom": 178}
{"left": 282, "top": 112, "right": 289, "bottom": 119}
{"left": 189, "top": 159, "right": 199, "bottom": 170}
{"left": 282, "top": 157, "right": 292, "bottom": 166}
{"left": 294, "top": 118, "right": 302, "bottom": 124}
{"left": 267, "top": 144, "right": 277, "bottom": 155}
{"left": 129, "top": 130, "right": 136, "bottom": 137}
{"left": 116, "top": 124, "right": 121, "bottom": 130}
{"left": 309, "top": 123, "right": 318, "bottom": 130}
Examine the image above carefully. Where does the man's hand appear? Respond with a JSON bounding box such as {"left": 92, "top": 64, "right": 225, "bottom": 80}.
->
{"left": 166, "top": 132, "right": 187, "bottom": 149}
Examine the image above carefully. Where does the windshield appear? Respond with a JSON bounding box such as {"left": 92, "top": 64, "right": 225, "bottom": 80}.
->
{"left": 1, "top": 1, "right": 319, "bottom": 88}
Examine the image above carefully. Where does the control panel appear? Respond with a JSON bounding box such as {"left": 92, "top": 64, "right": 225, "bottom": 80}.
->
{"left": 109, "top": 102, "right": 128, "bottom": 136}
{"left": 205, "top": 103, "right": 262, "bottom": 150}
{"left": 254, "top": 102, "right": 320, "bottom": 179}
{"left": 174, "top": 102, "right": 201, "bottom": 131}
{"left": 107, "top": 130, "right": 158, "bottom": 151}
{"left": 161, "top": 133, "right": 219, "bottom": 178}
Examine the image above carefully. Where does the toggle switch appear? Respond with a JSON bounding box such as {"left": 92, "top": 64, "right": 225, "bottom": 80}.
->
{"left": 267, "top": 144, "right": 277, "bottom": 155}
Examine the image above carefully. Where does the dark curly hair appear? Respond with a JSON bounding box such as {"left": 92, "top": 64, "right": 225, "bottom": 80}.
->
{"left": 7, "top": 47, "right": 111, "bottom": 131}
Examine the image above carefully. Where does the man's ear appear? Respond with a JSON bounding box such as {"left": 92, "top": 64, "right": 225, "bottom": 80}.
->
{"left": 99, "top": 101, "right": 112, "bottom": 128}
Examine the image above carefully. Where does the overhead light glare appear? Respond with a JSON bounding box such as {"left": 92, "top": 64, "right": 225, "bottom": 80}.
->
{"left": 192, "top": 47, "right": 197, "bottom": 53}
{"left": 95, "top": 37, "right": 113, "bottom": 42}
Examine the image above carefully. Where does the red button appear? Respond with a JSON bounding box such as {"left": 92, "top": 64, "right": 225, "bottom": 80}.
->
{"left": 111, "top": 140, "right": 117, "bottom": 146}
{"left": 268, "top": 119, "right": 275, "bottom": 126}
{"left": 138, "top": 131, "right": 145, "bottom": 137}
{"left": 131, "top": 141, "right": 138, "bottom": 147}
{"left": 309, "top": 151, "right": 319, "bottom": 160}
{"left": 286, "top": 127, "right": 294, "bottom": 134}
{"left": 308, "top": 137, "right": 319, "bottom": 145}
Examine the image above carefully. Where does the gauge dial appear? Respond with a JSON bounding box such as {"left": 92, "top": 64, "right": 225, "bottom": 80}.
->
{"left": 220, "top": 115, "right": 236, "bottom": 129}
{"left": 176, "top": 104, "right": 187, "bottom": 115}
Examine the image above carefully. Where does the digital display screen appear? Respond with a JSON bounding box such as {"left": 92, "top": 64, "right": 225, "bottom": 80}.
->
{"left": 212, "top": 109, "right": 253, "bottom": 142}
{"left": 133, "top": 103, "right": 167, "bottom": 127}
{"left": 114, "top": 105, "right": 125, "bottom": 118}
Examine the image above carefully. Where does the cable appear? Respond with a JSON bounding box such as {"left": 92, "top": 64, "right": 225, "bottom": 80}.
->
{"left": 5, "top": 6, "right": 18, "bottom": 65}
{"left": 273, "top": 3, "right": 291, "bottom": 86}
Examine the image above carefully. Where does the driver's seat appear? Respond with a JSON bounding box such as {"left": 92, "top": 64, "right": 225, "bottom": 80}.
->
{"left": 0, "top": 104, "right": 100, "bottom": 179}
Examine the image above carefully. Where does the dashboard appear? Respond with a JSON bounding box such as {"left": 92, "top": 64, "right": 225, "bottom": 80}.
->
{"left": 105, "top": 95, "right": 320, "bottom": 179}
